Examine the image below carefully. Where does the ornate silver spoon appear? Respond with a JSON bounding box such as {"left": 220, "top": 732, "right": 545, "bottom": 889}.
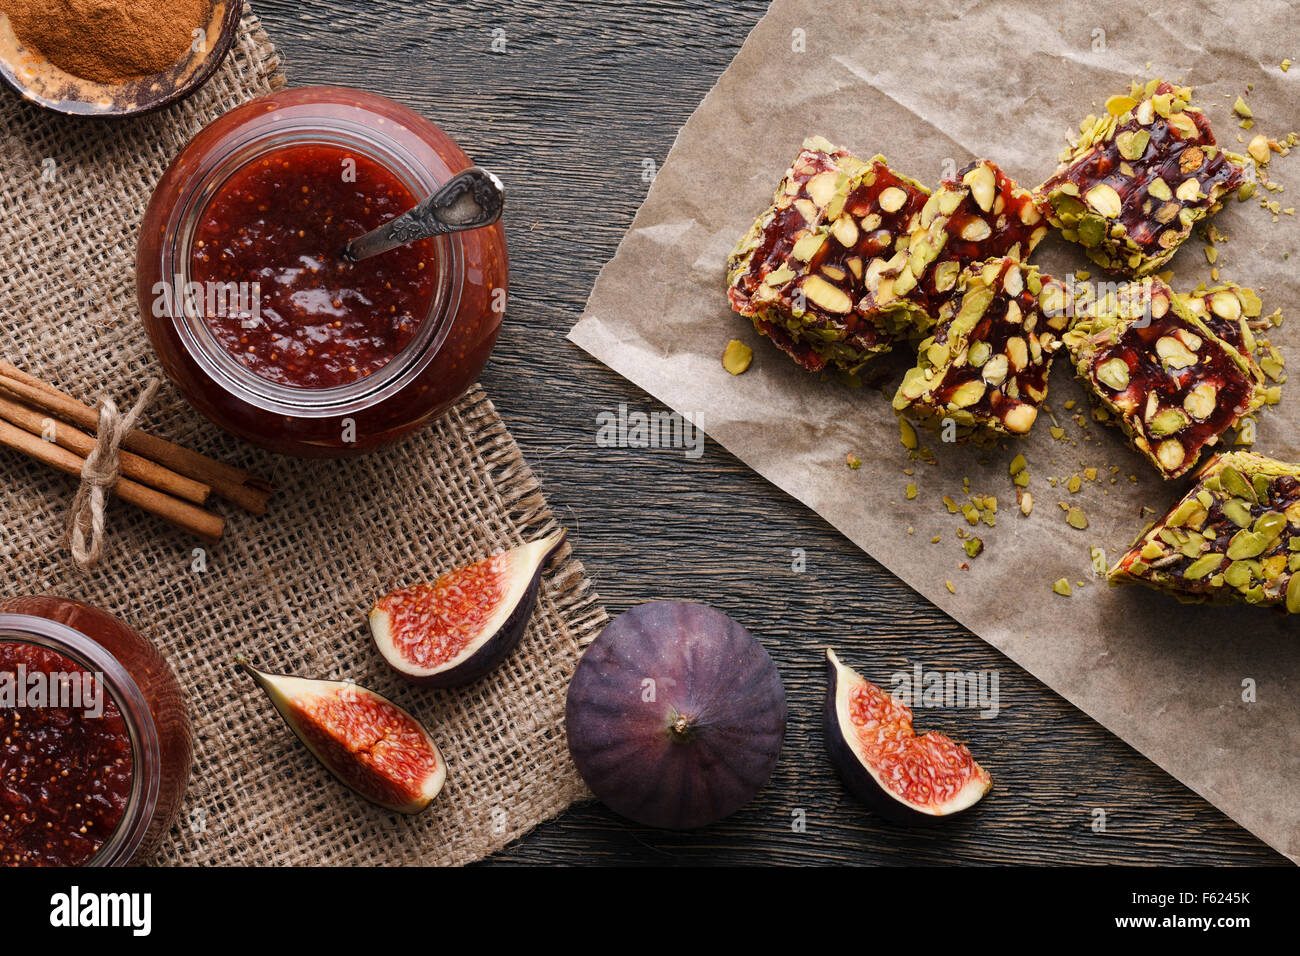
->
{"left": 342, "top": 166, "right": 504, "bottom": 262}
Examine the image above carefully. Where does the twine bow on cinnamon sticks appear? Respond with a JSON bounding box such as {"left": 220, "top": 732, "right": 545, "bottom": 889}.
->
{"left": 0, "top": 359, "right": 274, "bottom": 569}
{"left": 65, "top": 378, "right": 160, "bottom": 567}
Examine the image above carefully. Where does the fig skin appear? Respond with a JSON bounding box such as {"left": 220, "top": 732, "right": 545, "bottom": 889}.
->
{"left": 566, "top": 601, "right": 787, "bottom": 830}
{"left": 369, "top": 531, "right": 565, "bottom": 689}
{"left": 824, "top": 648, "right": 990, "bottom": 826}
{"left": 237, "top": 658, "right": 447, "bottom": 814}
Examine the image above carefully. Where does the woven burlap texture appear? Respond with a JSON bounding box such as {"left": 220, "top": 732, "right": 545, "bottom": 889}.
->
{"left": 0, "top": 8, "right": 602, "bottom": 865}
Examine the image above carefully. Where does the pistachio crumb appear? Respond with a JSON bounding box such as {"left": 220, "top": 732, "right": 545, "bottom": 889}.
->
{"left": 1249, "top": 134, "right": 1271, "bottom": 164}
{"left": 899, "top": 418, "right": 919, "bottom": 451}
{"left": 1052, "top": 578, "right": 1073, "bottom": 596}
{"left": 846, "top": 453, "right": 862, "bottom": 470}
{"left": 945, "top": 580, "right": 956, "bottom": 595}
{"left": 722, "top": 339, "right": 753, "bottom": 375}
{"left": 905, "top": 483, "right": 918, "bottom": 500}
{"left": 1066, "top": 506, "right": 1089, "bottom": 530}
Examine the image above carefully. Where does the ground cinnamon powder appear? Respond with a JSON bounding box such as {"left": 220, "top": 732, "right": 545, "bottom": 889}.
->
{"left": 4, "top": 0, "right": 209, "bottom": 84}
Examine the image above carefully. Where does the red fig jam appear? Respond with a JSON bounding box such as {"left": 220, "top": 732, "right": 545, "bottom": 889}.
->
{"left": 0, "top": 642, "right": 132, "bottom": 867}
{"left": 0, "top": 597, "right": 193, "bottom": 866}
{"left": 190, "top": 143, "right": 438, "bottom": 390}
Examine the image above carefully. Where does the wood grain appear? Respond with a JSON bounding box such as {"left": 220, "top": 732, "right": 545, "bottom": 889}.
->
{"left": 253, "top": 0, "right": 1285, "bottom": 865}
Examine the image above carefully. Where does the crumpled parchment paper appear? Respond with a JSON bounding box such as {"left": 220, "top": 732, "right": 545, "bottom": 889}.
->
{"left": 570, "top": 0, "right": 1300, "bottom": 861}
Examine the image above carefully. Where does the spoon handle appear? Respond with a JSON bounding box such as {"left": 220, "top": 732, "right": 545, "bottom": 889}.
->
{"left": 342, "top": 166, "right": 504, "bottom": 262}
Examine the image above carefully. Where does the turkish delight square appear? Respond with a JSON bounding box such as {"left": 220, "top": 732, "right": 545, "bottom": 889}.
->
{"left": 1037, "top": 80, "right": 1248, "bottom": 277}
{"left": 892, "top": 257, "right": 1070, "bottom": 441}
{"left": 1064, "top": 278, "right": 1265, "bottom": 478}
{"left": 727, "top": 137, "right": 931, "bottom": 374}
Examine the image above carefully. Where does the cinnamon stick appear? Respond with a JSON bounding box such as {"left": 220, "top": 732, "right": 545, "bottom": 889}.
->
{"left": 0, "top": 394, "right": 212, "bottom": 506}
{"left": 0, "top": 418, "right": 225, "bottom": 544}
{"left": 0, "top": 363, "right": 273, "bottom": 514}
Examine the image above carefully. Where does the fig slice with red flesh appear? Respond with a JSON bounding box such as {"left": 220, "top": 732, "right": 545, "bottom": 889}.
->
{"left": 369, "top": 531, "right": 565, "bottom": 689}
{"left": 825, "top": 648, "right": 991, "bottom": 824}
{"left": 237, "top": 659, "right": 447, "bottom": 814}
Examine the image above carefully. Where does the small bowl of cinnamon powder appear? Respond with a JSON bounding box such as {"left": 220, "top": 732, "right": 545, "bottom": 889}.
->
{"left": 0, "top": 0, "right": 243, "bottom": 117}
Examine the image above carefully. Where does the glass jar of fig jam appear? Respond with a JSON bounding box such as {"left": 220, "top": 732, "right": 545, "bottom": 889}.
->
{"left": 0, "top": 597, "right": 192, "bottom": 866}
{"left": 137, "top": 86, "right": 508, "bottom": 457}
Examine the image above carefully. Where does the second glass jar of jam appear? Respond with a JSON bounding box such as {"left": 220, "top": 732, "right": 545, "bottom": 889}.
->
{"left": 137, "top": 86, "right": 508, "bottom": 457}
{"left": 0, "top": 596, "right": 193, "bottom": 866}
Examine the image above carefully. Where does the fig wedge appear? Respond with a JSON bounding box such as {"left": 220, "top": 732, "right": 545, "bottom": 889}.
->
{"left": 237, "top": 659, "right": 447, "bottom": 814}
{"left": 369, "top": 531, "right": 565, "bottom": 688}
{"left": 825, "top": 648, "right": 991, "bottom": 825}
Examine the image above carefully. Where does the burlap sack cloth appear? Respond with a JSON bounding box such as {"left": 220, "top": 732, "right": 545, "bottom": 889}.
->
{"left": 0, "top": 9, "right": 603, "bottom": 865}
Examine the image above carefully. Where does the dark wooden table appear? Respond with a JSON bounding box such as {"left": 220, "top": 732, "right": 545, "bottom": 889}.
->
{"left": 255, "top": 0, "right": 1284, "bottom": 865}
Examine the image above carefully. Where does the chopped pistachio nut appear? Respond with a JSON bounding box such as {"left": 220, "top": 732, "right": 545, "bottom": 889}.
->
{"left": 1248, "top": 135, "right": 1271, "bottom": 165}
{"left": 1052, "top": 578, "right": 1073, "bottom": 596}
{"left": 945, "top": 580, "right": 956, "bottom": 594}
{"left": 905, "top": 483, "right": 918, "bottom": 500}
{"left": 846, "top": 453, "right": 862, "bottom": 470}
{"left": 963, "top": 537, "right": 984, "bottom": 558}
{"left": 899, "top": 417, "right": 919, "bottom": 451}
{"left": 722, "top": 339, "right": 753, "bottom": 375}
{"left": 1109, "top": 452, "right": 1300, "bottom": 612}
{"left": 1066, "top": 506, "right": 1089, "bottom": 530}
{"left": 1019, "top": 490, "right": 1034, "bottom": 515}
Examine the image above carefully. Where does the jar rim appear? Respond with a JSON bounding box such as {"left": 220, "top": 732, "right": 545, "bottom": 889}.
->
{"left": 153, "top": 109, "right": 465, "bottom": 419}
{"left": 0, "top": 613, "right": 160, "bottom": 867}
